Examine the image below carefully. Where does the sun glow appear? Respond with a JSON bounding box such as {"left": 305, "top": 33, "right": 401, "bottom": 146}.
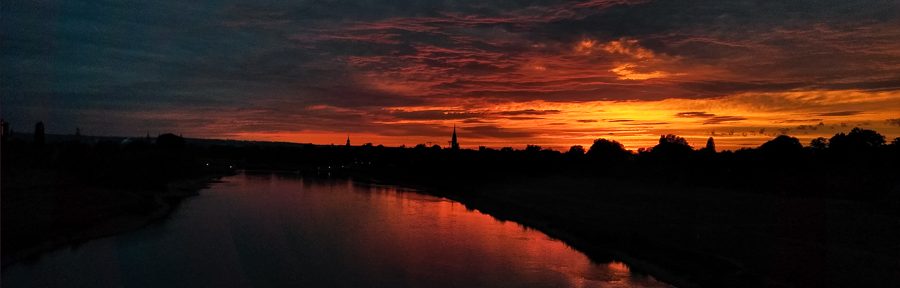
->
{"left": 275, "top": 89, "right": 899, "bottom": 151}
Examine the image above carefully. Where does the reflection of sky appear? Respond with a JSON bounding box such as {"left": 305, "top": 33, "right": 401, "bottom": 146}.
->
{"left": 352, "top": 187, "right": 669, "bottom": 287}
{"left": 0, "top": 174, "right": 670, "bottom": 287}
{"left": 3, "top": 0, "right": 899, "bottom": 150}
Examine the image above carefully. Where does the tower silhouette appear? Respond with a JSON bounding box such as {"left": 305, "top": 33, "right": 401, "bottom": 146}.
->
{"left": 0, "top": 119, "right": 9, "bottom": 141}
{"left": 346, "top": 135, "right": 351, "bottom": 147}
{"left": 34, "top": 121, "right": 45, "bottom": 145}
{"left": 705, "top": 137, "right": 715, "bottom": 152}
{"left": 450, "top": 125, "right": 459, "bottom": 150}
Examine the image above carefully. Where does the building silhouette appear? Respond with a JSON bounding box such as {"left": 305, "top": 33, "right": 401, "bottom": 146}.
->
{"left": 1, "top": 119, "right": 9, "bottom": 141}
{"left": 346, "top": 135, "right": 351, "bottom": 147}
{"left": 34, "top": 121, "right": 45, "bottom": 145}
{"left": 450, "top": 125, "right": 459, "bottom": 150}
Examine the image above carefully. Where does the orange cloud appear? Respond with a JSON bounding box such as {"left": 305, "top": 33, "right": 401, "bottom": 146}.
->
{"left": 610, "top": 64, "right": 669, "bottom": 80}
{"left": 575, "top": 39, "right": 598, "bottom": 54}
{"left": 602, "top": 38, "right": 655, "bottom": 59}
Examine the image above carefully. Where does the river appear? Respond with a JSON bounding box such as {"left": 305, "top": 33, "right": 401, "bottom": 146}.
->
{"left": 2, "top": 172, "right": 670, "bottom": 288}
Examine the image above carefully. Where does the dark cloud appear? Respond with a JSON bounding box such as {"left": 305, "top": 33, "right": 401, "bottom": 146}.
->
{"left": 624, "top": 122, "right": 669, "bottom": 125}
{"left": 703, "top": 116, "right": 747, "bottom": 125}
{"left": 387, "top": 110, "right": 482, "bottom": 120}
{"left": 463, "top": 125, "right": 536, "bottom": 138}
{"left": 703, "top": 118, "right": 744, "bottom": 126}
{"left": 796, "top": 124, "right": 819, "bottom": 131}
{"left": 675, "top": 111, "right": 745, "bottom": 124}
{"left": 679, "top": 81, "right": 809, "bottom": 95}
{"left": 781, "top": 119, "right": 823, "bottom": 123}
{"left": 495, "top": 109, "right": 561, "bottom": 116}
{"left": 374, "top": 123, "right": 449, "bottom": 137}
{"left": 504, "top": 116, "right": 545, "bottom": 121}
{"left": 577, "top": 119, "right": 599, "bottom": 123}
{"left": 383, "top": 108, "right": 562, "bottom": 122}
{"left": 676, "top": 112, "right": 715, "bottom": 118}
{"left": 818, "top": 111, "right": 863, "bottom": 116}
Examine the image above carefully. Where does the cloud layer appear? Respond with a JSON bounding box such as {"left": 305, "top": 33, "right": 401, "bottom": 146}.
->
{"left": 3, "top": 0, "right": 899, "bottom": 149}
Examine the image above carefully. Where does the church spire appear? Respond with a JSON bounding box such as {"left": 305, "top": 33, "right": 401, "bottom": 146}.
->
{"left": 346, "top": 135, "right": 351, "bottom": 147}
{"left": 450, "top": 125, "right": 459, "bottom": 150}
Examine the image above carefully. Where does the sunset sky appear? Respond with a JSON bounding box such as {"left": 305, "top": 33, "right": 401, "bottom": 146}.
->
{"left": 3, "top": 0, "right": 899, "bottom": 150}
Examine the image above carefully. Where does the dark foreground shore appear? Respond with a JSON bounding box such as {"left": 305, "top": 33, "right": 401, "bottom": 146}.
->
{"left": 1, "top": 174, "right": 225, "bottom": 268}
{"left": 381, "top": 175, "right": 900, "bottom": 288}
{"left": 4, "top": 131, "right": 898, "bottom": 287}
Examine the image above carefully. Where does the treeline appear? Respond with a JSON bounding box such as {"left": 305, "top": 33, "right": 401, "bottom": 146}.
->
{"left": 3, "top": 127, "right": 898, "bottom": 207}
{"left": 331, "top": 128, "right": 900, "bottom": 206}
{"left": 1, "top": 133, "right": 230, "bottom": 192}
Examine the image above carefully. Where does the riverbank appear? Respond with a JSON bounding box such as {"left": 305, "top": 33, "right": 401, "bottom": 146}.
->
{"left": 1, "top": 173, "right": 227, "bottom": 269}
{"left": 363, "top": 174, "right": 900, "bottom": 288}
{"left": 358, "top": 175, "right": 700, "bottom": 288}
{"left": 420, "top": 185, "right": 700, "bottom": 288}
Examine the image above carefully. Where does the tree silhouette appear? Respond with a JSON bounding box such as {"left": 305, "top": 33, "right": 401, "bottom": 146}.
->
{"left": 661, "top": 134, "right": 689, "bottom": 146}
{"left": 702, "top": 137, "right": 716, "bottom": 152}
{"left": 650, "top": 134, "right": 692, "bottom": 157}
{"left": 525, "top": 145, "right": 542, "bottom": 152}
{"left": 566, "top": 145, "right": 585, "bottom": 156}
{"left": 829, "top": 128, "right": 885, "bottom": 151}
{"left": 810, "top": 137, "right": 828, "bottom": 150}
{"left": 586, "top": 138, "right": 630, "bottom": 162}
{"left": 759, "top": 135, "right": 803, "bottom": 157}
{"left": 156, "top": 133, "right": 185, "bottom": 150}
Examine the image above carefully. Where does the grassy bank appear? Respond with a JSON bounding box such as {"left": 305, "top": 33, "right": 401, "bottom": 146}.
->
{"left": 1, "top": 173, "right": 227, "bottom": 268}
{"left": 1, "top": 134, "right": 239, "bottom": 268}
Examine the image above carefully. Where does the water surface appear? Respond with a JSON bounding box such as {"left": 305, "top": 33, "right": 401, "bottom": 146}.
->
{"left": 3, "top": 173, "right": 670, "bottom": 288}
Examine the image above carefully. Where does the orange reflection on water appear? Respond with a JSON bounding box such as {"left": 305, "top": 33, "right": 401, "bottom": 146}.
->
{"left": 342, "top": 180, "right": 670, "bottom": 288}
{"left": 608, "top": 261, "right": 631, "bottom": 273}
{"left": 0, "top": 173, "right": 672, "bottom": 288}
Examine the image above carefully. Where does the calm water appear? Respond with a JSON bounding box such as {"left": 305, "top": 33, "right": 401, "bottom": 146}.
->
{"left": 3, "top": 173, "right": 670, "bottom": 288}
